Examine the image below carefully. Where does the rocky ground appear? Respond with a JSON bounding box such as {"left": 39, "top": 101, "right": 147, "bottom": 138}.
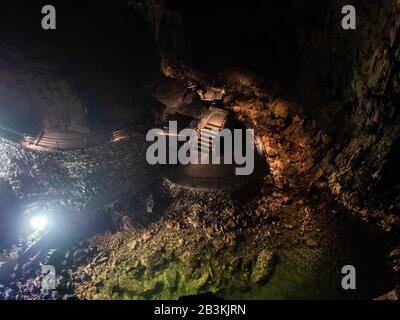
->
{"left": 1, "top": 86, "right": 399, "bottom": 299}
{"left": 1, "top": 0, "right": 399, "bottom": 300}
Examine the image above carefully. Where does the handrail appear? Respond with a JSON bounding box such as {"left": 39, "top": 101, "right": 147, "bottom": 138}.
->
{"left": 0, "top": 122, "right": 135, "bottom": 139}
{"left": 0, "top": 122, "right": 152, "bottom": 150}
{"left": 0, "top": 124, "right": 27, "bottom": 137}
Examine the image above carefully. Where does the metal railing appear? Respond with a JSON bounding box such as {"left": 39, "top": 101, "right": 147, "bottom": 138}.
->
{"left": 0, "top": 122, "right": 152, "bottom": 151}
{"left": 0, "top": 124, "right": 27, "bottom": 139}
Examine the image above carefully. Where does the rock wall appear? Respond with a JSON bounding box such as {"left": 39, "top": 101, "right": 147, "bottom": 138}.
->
{"left": 0, "top": 2, "right": 89, "bottom": 134}
{"left": 127, "top": 0, "right": 190, "bottom": 78}
{"left": 0, "top": 1, "right": 164, "bottom": 134}
{"left": 0, "top": 65, "right": 88, "bottom": 133}
{"left": 292, "top": 0, "right": 400, "bottom": 229}
{"left": 131, "top": 0, "right": 400, "bottom": 228}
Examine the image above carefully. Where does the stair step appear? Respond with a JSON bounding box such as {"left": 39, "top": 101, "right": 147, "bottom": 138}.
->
{"left": 198, "top": 145, "right": 212, "bottom": 152}
{"left": 203, "top": 126, "right": 220, "bottom": 132}
{"left": 197, "top": 142, "right": 212, "bottom": 149}
{"left": 200, "top": 129, "right": 219, "bottom": 137}
{"left": 198, "top": 136, "right": 213, "bottom": 142}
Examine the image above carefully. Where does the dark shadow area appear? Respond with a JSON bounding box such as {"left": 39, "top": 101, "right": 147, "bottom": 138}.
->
{"left": 0, "top": 0, "right": 162, "bottom": 132}
{"left": 165, "top": 0, "right": 300, "bottom": 85}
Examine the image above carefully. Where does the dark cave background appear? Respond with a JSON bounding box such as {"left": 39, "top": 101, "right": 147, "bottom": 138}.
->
{"left": 0, "top": 0, "right": 162, "bottom": 132}
{"left": 164, "top": 0, "right": 300, "bottom": 80}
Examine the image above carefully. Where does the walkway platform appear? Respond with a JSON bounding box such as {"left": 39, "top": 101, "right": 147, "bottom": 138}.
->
{"left": 21, "top": 129, "right": 130, "bottom": 151}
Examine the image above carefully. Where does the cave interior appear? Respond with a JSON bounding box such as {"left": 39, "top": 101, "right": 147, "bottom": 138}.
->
{"left": 0, "top": 0, "right": 399, "bottom": 300}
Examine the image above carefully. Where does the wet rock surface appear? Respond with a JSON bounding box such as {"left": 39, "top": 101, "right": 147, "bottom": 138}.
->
{"left": 250, "top": 250, "right": 275, "bottom": 284}
{"left": 0, "top": 134, "right": 159, "bottom": 211}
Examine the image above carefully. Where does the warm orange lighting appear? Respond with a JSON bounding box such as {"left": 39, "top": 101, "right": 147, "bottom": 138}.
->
{"left": 111, "top": 132, "right": 129, "bottom": 143}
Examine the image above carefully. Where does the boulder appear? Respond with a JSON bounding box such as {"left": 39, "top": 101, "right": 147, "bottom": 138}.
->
{"left": 250, "top": 250, "right": 275, "bottom": 284}
{"left": 163, "top": 269, "right": 178, "bottom": 289}
{"left": 269, "top": 99, "right": 290, "bottom": 120}
{"left": 193, "top": 271, "right": 210, "bottom": 290}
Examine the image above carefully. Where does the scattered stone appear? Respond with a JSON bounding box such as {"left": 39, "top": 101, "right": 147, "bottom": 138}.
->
{"left": 141, "top": 253, "right": 166, "bottom": 270}
{"left": 375, "top": 289, "right": 399, "bottom": 300}
{"left": 211, "top": 238, "right": 225, "bottom": 251}
{"left": 269, "top": 99, "right": 290, "bottom": 119}
{"left": 305, "top": 238, "right": 318, "bottom": 248}
{"left": 142, "top": 232, "right": 153, "bottom": 242}
{"left": 96, "top": 257, "right": 108, "bottom": 265}
{"left": 128, "top": 240, "right": 139, "bottom": 250}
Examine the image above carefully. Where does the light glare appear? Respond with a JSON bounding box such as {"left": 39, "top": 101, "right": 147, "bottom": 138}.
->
{"left": 30, "top": 215, "right": 48, "bottom": 231}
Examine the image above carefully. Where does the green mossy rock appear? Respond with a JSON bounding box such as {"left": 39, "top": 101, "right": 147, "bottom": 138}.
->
{"left": 193, "top": 271, "right": 210, "bottom": 290}
{"left": 163, "top": 269, "right": 178, "bottom": 289}
{"left": 250, "top": 250, "right": 275, "bottom": 284}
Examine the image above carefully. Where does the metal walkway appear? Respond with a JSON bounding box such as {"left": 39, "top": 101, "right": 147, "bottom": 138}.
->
{"left": 0, "top": 123, "right": 150, "bottom": 151}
